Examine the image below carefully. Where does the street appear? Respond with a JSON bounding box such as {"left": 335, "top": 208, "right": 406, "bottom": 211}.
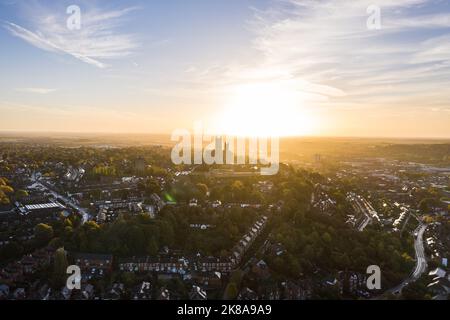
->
{"left": 31, "top": 173, "right": 91, "bottom": 223}
{"left": 387, "top": 224, "right": 428, "bottom": 295}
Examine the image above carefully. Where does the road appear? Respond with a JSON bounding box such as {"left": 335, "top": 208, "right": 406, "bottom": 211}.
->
{"left": 358, "top": 215, "right": 371, "bottom": 231}
{"left": 31, "top": 173, "right": 91, "bottom": 223}
{"left": 349, "top": 194, "right": 374, "bottom": 232}
{"left": 411, "top": 224, "right": 428, "bottom": 280}
{"left": 358, "top": 212, "right": 372, "bottom": 232}
{"left": 387, "top": 224, "right": 428, "bottom": 295}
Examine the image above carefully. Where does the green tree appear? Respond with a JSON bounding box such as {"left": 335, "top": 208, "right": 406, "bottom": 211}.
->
{"left": 0, "top": 177, "right": 8, "bottom": 186}
{"left": 53, "top": 247, "right": 69, "bottom": 287}
{"left": 35, "top": 223, "right": 54, "bottom": 243}
{"left": 15, "top": 189, "right": 29, "bottom": 200}
{"left": 224, "top": 282, "right": 238, "bottom": 300}
{"left": 0, "top": 185, "right": 14, "bottom": 194}
{"left": 196, "top": 183, "right": 209, "bottom": 198}
{"left": 322, "top": 232, "right": 332, "bottom": 244}
{"left": 121, "top": 272, "right": 137, "bottom": 287}
{"left": 0, "top": 191, "right": 10, "bottom": 205}
{"left": 146, "top": 238, "right": 158, "bottom": 256}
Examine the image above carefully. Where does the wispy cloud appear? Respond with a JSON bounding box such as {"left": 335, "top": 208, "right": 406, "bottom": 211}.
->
{"left": 238, "top": 0, "right": 450, "bottom": 110}
{"left": 15, "top": 87, "right": 57, "bottom": 94}
{"left": 4, "top": 5, "right": 139, "bottom": 68}
{"left": 171, "top": 0, "right": 450, "bottom": 137}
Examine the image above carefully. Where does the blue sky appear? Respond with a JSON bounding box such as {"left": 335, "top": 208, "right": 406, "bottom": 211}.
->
{"left": 1, "top": 0, "right": 450, "bottom": 137}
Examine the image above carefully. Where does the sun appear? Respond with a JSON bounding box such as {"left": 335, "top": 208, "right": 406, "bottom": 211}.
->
{"left": 214, "top": 81, "right": 318, "bottom": 137}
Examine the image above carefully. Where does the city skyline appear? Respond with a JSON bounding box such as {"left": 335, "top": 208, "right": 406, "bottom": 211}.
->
{"left": 1, "top": 0, "right": 450, "bottom": 138}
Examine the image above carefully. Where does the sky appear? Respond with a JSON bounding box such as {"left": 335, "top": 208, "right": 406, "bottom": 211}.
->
{"left": 1, "top": 0, "right": 450, "bottom": 138}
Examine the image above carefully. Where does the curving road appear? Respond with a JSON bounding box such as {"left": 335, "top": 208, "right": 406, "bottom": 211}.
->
{"left": 388, "top": 224, "right": 428, "bottom": 295}
{"left": 411, "top": 224, "right": 428, "bottom": 280}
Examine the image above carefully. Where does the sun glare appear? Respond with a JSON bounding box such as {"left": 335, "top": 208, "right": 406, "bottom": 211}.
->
{"left": 214, "top": 81, "right": 318, "bottom": 137}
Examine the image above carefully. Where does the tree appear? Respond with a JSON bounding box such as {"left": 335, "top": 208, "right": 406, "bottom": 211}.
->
{"left": 419, "top": 198, "right": 438, "bottom": 213}
{"left": 231, "top": 180, "right": 244, "bottom": 201}
{"left": 121, "top": 272, "right": 137, "bottom": 287}
{"left": 146, "top": 238, "right": 158, "bottom": 256}
{"left": 0, "top": 191, "right": 10, "bottom": 205}
{"left": 0, "top": 185, "right": 14, "bottom": 194}
{"left": 0, "top": 179, "right": 13, "bottom": 205}
{"left": 84, "top": 221, "right": 100, "bottom": 231}
{"left": 0, "top": 177, "right": 8, "bottom": 186}
{"left": 145, "top": 179, "right": 161, "bottom": 194}
{"left": 53, "top": 248, "right": 69, "bottom": 287}
{"left": 196, "top": 183, "right": 209, "bottom": 198}
{"left": 402, "top": 279, "right": 429, "bottom": 300}
{"left": 322, "top": 232, "right": 332, "bottom": 244}
{"left": 64, "top": 218, "right": 73, "bottom": 228}
{"left": 158, "top": 221, "right": 175, "bottom": 247}
{"left": 224, "top": 282, "right": 238, "bottom": 300}
{"left": 0, "top": 241, "right": 23, "bottom": 261}
{"left": 15, "top": 189, "right": 29, "bottom": 200}
{"left": 35, "top": 223, "right": 54, "bottom": 243}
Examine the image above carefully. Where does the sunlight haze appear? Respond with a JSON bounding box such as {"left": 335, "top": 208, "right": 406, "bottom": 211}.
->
{"left": 1, "top": 0, "right": 450, "bottom": 137}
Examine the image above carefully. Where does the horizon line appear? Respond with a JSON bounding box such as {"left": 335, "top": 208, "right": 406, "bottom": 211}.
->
{"left": 1, "top": 130, "right": 450, "bottom": 141}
